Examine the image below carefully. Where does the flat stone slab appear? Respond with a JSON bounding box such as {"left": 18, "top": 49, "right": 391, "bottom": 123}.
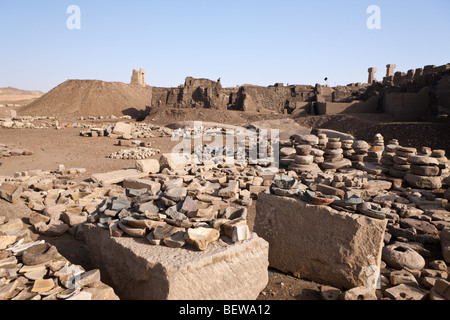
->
{"left": 91, "top": 169, "right": 147, "bottom": 185}
{"left": 254, "top": 193, "right": 387, "bottom": 290}
{"left": 83, "top": 224, "right": 269, "bottom": 300}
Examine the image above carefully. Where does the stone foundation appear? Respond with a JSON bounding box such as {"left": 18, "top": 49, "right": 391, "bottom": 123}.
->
{"left": 83, "top": 224, "right": 269, "bottom": 300}
{"left": 254, "top": 193, "right": 387, "bottom": 290}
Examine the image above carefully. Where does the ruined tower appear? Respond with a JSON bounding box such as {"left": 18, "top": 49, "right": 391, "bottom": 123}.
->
{"left": 368, "top": 67, "right": 377, "bottom": 84}
{"left": 131, "top": 69, "right": 146, "bottom": 86}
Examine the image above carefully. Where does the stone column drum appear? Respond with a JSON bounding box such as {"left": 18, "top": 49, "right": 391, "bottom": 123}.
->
{"left": 254, "top": 193, "right": 387, "bottom": 290}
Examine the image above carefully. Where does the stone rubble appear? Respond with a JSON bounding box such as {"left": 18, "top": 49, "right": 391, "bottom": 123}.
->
{"left": 268, "top": 130, "right": 449, "bottom": 300}
{"left": 1, "top": 120, "right": 449, "bottom": 300}
{"left": 0, "top": 225, "right": 119, "bottom": 300}
{"left": 108, "top": 147, "right": 160, "bottom": 160}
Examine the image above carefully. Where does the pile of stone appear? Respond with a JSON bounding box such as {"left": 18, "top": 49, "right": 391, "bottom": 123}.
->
{"left": 288, "top": 144, "right": 321, "bottom": 174}
{"left": 404, "top": 149, "right": 447, "bottom": 190}
{"left": 264, "top": 158, "right": 450, "bottom": 300}
{"left": 108, "top": 147, "right": 160, "bottom": 160}
{"left": 0, "top": 218, "right": 119, "bottom": 300}
{"left": 269, "top": 174, "right": 307, "bottom": 197}
{"left": 0, "top": 144, "right": 34, "bottom": 158}
{"left": 380, "top": 143, "right": 399, "bottom": 168}
{"left": 317, "top": 134, "right": 328, "bottom": 150}
{"left": 389, "top": 146, "right": 416, "bottom": 179}
{"left": 80, "top": 122, "right": 173, "bottom": 140}
{"left": 350, "top": 140, "right": 370, "bottom": 164}
{"left": 286, "top": 134, "right": 323, "bottom": 173}
{"left": 322, "top": 138, "right": 352, "bottom": 170}
{"left": 366, "top": 134, "right": 385, "bottom": 163}
{"left": 279, "top": 142, "right": 296, "bottom": 168}
{"left": 86, "top": 176, "right": 253, "bottom": 251}
{"left": 341, "top": 139, "right": 354, "bottom": 159}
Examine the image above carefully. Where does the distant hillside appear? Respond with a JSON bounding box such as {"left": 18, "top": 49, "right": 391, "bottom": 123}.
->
{"left": 0, "top": 87, "right": 44, "bottom": 105}
{"left": 19, "top": 80, "right": 153, "bottom": 118}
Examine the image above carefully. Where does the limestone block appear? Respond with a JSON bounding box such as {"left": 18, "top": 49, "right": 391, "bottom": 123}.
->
{"left": 254, "top": 193, "right": 387, "bottom": 290}
{"left": 91, "top": 169, "right": 147, "bottom": 185}
{"left": 123, "top": 178, "right": 161, "bottom": 195}
{"left": 0, "top": 183, "right": 23, "bottom": 203}
{"left": 160, "top": 153, "right": 187, "bottom": 172}
{"left": 83, "top": 224, "right": 269, "bottom": 300}
{"left": 135, "top": 159, "right": 160, "bottom": 174}
{"left": 112, "top": 122, "right": 133, "bottom": 136}
{"left": 404, "top": 173, "right": 442, "bottom": 189}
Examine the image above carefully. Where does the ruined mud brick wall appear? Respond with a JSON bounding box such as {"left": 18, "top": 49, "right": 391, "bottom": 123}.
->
{"left": 232, "top": 84, "right": 316, "bottom": 114}
{"left": 150, "top": 77, "right": 234, "bottom": 110}
{"left": 379, "top": 63, "right": 450, "bottom": 121}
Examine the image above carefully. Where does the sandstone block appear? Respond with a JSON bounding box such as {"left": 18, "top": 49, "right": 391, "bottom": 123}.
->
{"left": 434, "top": 279, "right": 450, "bottom": 300}
{"left": 123, "top": 178, "right": 161, "bottom": 195}
{"left": 404, "top": 173, "right": 442, "bottom": 189}
{"left": 160, "top": 153, "right": 187, "bottom": 172}
{"left": 84, "top": 224, "right": 268, "bottom": 300}
{"left": 92, "top": 170, "right": 147, "bottom": 185}
{"left": 342, "top": 286, "right": 377, "bottom": 300}
{"left": 384, "top": 284, "right": 427, "bottom": 300}
{"left": 254, "top": 193, "right": 387, "bottom": 290}
{"left": 112, "top": 122, "right": 133, "bottom": 136}
{"left": 135, "top": 159, "right": 160, "bottom": 174}
{"left": 0, "top": 183, "right": 23, "bottom": 203}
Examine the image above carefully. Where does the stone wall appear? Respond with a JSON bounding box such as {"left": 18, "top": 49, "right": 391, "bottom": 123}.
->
{"left": 145, "top": 62, "right": 449, "bottom": 119}
{"left": 383, "top": 87, "right": 431, "bottom": 121}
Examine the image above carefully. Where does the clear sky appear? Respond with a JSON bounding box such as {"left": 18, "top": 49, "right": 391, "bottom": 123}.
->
{"left": 0, "top": 0, "right": 449, "bottom": 92}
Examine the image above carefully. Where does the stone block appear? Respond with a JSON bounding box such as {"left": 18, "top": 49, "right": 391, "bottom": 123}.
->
{"left": 112, "top": 122, "right": 133, "bottom": 136}
{"left": 0, "top": 183, "right": 23, "bottom": 203}
{"left": 135, "top": 159, "right": 160, "bottom": 174}
{"left": 440, "top": 228, "right": 450, "bottom": 264}
{"left": 83, "top": 224, "right": 269, "bottom": 300}
{"left": 123, "top": 178, "right": 161, "bottom": 195}
{"left": 91, "top": 170, "right": 147, "bottom": 185}
{"left": 254, "top": 193, "right": 387, "bottom": 290}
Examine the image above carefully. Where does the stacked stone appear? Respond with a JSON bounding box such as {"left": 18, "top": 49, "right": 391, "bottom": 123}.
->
{"left": 404, "top": 148, "right": 445, "bottom": 190}
{"left": 380, "top": 144, "right": 399, "bottom": 168}
{"left": 317, "top": 134, "right": 328, "bottom": 151}
{"left": 366, "top": 134, "right": 385, "bottom": 163}
{"left": 390, "top": 147, "right": 416, "bottom": 178}
{"left": 431, "top": 149, "right": 449, "bottom": 180}
{"left": 279, "top": 143, "right": 296, "bottom": 168}
{"left": 350, "top": 140, "right": 370, "bottom": 165}
{"left": 289, "top": 143, "right": 321, "bottom": 173}
{"left": 341, "top": 139, "right": 354, "bottom": 160}
{"left": 321, "top": 138, "right": 352, "bottom": 170}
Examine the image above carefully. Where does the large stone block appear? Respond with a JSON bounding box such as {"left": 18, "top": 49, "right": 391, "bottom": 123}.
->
{"left": 83, "top": 224, "right": 269, "bottom": 300}
{"left": 254, "top": 193, "right": 387, "bottom": 290}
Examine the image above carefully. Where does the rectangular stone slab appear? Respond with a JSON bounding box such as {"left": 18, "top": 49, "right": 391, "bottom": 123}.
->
{"left": 83, "top": 224, "right": 269, "bottom": 300}
{"left": 91, "top": 169, "right": 147, "bottom": 185}
{"left": 254, "top": 193, "right": 387, "bottom": 290}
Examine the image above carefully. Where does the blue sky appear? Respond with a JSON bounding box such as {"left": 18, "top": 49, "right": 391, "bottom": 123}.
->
{"left": 0, "top": 0, "right": 449, "bottom": 92}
